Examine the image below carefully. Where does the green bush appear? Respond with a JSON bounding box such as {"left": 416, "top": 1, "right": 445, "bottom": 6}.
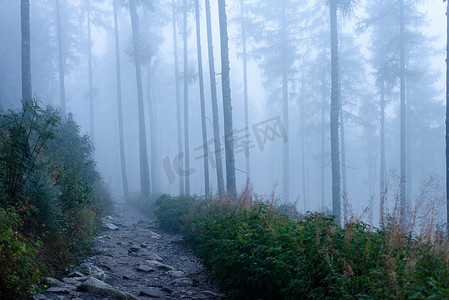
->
{"left": 0, "top": 208, "right": 41, "bottom": 299}
{"left": 0, "top": 101, "right": 113, "bottom": 297}
{"left": 154, "top": 195, "right": 449, "bottom": 299}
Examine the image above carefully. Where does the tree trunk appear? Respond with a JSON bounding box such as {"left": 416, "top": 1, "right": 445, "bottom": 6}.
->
{"left": 147, "top": 62, "right": 159, "bottom": 193}
{"left": 321, "top": 59, "right": 326, "bottom": 210}
{"left": 113, "top": 0, "right": 129, "bottom": 200}
{"left": 300, "top": 77, "right": 307, "bottom": 211}
{"left": 380, "top": 79, "right": 386, "bottom": 213}
{"left": 281, "top": 5, "right": 289, "bottom": 203}
{"left": 218, "top": 0, "right": 236, "bottom": 196}
{"left": 87, "top": 1, "right": 94, "bottom": 143}
{"left": 56, "top": 0, "right": 66, "bottom": 113}
{"left": 399, "top": 0, "right": 407, "bottom": 216}
{"left": 446, "top": 0, "right": 449, "bottom": 234}
{"left": 183, "top": 0, "right": 190, "bottom": 195}
{"left": 21, "top": 0, "right": 32, "bottom": 103}
{"left": 129, "top": 0, "right": 151, "bottom": 197}
{"left": 340, "top": 107, "right": 347, "bottom": 224}
{"left": 240, "top": 0, "right": 250, "bottom": 181}
{"left": 172, "top": 0, "right": 184, "bottom": 195}
{"left": 406, "top": 78, "right": 411, "bottom": 202}
{"left": 195, "top": 0, "right": 210, "bottom": 197}
{"left": 205, "top": 0, "right": 225, "bottom": 197}
{"left": 330, "top": 0, "right": 341, "bottom": 225}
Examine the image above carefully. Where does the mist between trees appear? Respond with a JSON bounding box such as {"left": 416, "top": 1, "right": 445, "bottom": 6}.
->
{"left": 1, "top": 0, "right": 447, "bottom": 228}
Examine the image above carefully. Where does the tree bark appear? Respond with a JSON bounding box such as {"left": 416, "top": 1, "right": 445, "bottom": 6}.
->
{"left": 205, "top": 0, "right": 225, "bottom": 197}
{"left": 321, "top": 59, "right": 326, "bottom": 209}
{"left": 399, "top": 0, "right": 407, "bottom": 217}
{"left": 87, "top": 1, "right": 94, "bottom": 143}
{"left": 172, "top": 0, "right": 184, "bottom": 195}
{"left": 281, "top": 5, "right": 289, "bottom": 203}
{"left": 446, "top": 0, "right": 449, "bottom": 234}
{"left": 129, "top": 0, "right": 151, "bottom": 197}
{"left": 240, "top": 0, "right": 250, "bottom": 181}
{"left": 300, "top": 77, "right": 307, "bottom": 211}
{"left": 406, "top": 76, "right": 411, "bottom": 203}
{"left": 380, "top": 79, "right": 386, "bottom": 212}
{"left": 195, "top": 0, "right": 210, "bottom": 197}
{"left": 147, "top": 63, "right": 159, "bottom": 193}
{"left": 183, "top": 0, "right": 190, "bottom": 195}
{"left": 21, "top": 0, "right": 32, "bottom": 103}
{"left": 218, "top": 0, "right": 236, "bottom": 196}
{"left": 113, "top": 0, "right": 129, "bottom": 199}
{"left": 340, "top": 106, "right": 347, "bottom": 224}
{"left": 330, "top": 0, "right": 341, "bottom": 225}
{"left": 56, "top": 0, "right": 66, "bottom": 113}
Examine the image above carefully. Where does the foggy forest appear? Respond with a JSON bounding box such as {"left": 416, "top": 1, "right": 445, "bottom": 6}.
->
{"left": 1, "top": 0, "right": 449, "bottom": 299}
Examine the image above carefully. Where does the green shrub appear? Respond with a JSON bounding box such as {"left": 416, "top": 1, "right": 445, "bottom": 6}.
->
{"left": 154, "top": 195, "right": 449, "bottom": 299}
{"left": 0, "top": 101, "right": 113, "bottom": 297}
{"left": 0, "top": 208, "right": 41, "bottom": 299}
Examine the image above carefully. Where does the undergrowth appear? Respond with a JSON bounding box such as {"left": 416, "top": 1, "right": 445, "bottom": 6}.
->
{"left": 0, "top": 101, "right": 113, "bottom": 298}
{"left": 153, "top": 189, "right": 449, "bottom": 299}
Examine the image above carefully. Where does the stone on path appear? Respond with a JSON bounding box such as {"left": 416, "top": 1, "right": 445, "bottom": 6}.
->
{"left": 169, "top": 277, "right": 194, "bottom": 285}
{"left": 168, "top": 270, "right": 185, "bottom": 278}
{"left": 46, "top": 286, "right": 72, "bottom": 294}
{"left": 136, "top": 264, "right": 155, "bottom": 272}
{"left": 146, "top": 252, "right": 163, "bottom": 261}
{"left": 77, "top": 277, "right": 138, "bottom": 300}
{"left": 103, "top": 222, "right": 119, "bottom": 230}
{"left": 139, "top": 289, "right": 162, "bottom": 298}
{"left": 130, "top": 249, "right": 163, "bottom": 261}
{"left": 42, "top": 277, "right": 62, "bottom": 286}
{"left": 146, "top": 260, "right": 176, "bottom": 271}
{"left": 76, "top": 262, "right": 106, "bottom": 281}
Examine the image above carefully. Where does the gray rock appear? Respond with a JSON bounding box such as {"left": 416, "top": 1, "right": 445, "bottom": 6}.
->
{"left": 76, "top": 262, "right": 106, "bottom": 281}
{"left": 139, "top": 289, "right": 162, "bottom": 298}
{"left": 140, "top": 229, "right": 161, "bottom": 239}
{"left": 136, "top": 265, "right": 155, "bottom": 272}
{"left": 77, "top": 263, "right": 92, "bottom": 275}
{"left": 76, "top": 277, "right": 137, "bottom": 300}
{"left": 168, "top": 270, "right": 185, "bottom": 278}
{"left": 46, "top": 287, "right": 72, "bottom": 294}
{"left": 128, "top": 246, "right": 140, "bottom": 253}
{"left": 149, "top": 231, "right": 161, "bottom": 239}
{"left": 68, "top": 271, "right": 85, "bottom": 278}
{"left": 130, "top": 249, "right": 163, "bottom": 261}
{"left": 62, "top": 277, "right": 84, "bottom": 286}
{"left": 123, "top": 292, "right": 141, "bottom": 300}
{"left": 169, "top": 277, "right": 194, "bottom": 285}
{"left": 201, "top": 291, "right": 220, "bottom": 298}
{"left": 42, "top": 277, "right": 62, "bottom": 286}
{"left": 146, "top": 260, "right": 175, "bottom": 271}
{"left": 103, "top": 222, "right": 119, "bottom": 230}
{"left": 146, "top": 253, "right": 163, "bottom": 261}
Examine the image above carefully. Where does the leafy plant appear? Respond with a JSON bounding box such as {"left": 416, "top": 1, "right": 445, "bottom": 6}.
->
{"left": 0, "top": 208, "right": 41, "bottom": 299}
{"left": 0, "top": 101, "right": 113, "bottom": 297}
{"left": 154, "top": 194, "right": 449, "bottom": 299}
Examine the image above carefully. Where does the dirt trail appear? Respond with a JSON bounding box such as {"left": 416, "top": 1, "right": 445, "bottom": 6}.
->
{"left": 34, "top": 200, "right": 225, "bottom": 300}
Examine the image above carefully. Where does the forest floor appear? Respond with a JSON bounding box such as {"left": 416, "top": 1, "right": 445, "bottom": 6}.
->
{"left": 33, "top": 200, "right": 226, "bottom": 300}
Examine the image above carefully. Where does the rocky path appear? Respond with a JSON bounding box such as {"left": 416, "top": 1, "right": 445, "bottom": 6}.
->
{"left": 34, "top": 201, "right": 225, "bottom": 300}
